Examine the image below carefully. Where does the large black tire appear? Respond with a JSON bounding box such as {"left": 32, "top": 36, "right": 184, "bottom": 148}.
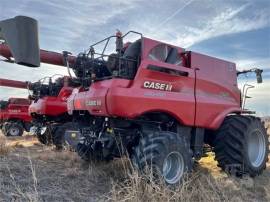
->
{"left": 131, "top": 131, "right": 193, "bottom": 185}
{"left": 36, "top": 126, "right": 53, "bottom": 145}
{"left": 213, "top": 115, "right": 269, "bottom": 177}
{"left": 6, "top": 122, "right": 24, "bottom": 136}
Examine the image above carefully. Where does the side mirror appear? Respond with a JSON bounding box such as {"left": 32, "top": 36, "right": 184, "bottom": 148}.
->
{"left": 255, "top": 69, "right": 263, "bottom": 84}
{"left": 0, "top": 16, "right": 40, "bottom": 67}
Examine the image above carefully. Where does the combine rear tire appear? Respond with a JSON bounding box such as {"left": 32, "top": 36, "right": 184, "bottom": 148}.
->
{"left": 214, "top": 115, "right": 269, "bottom": 177}
{"left": 6, "top": 122, "right": 24, "bottom": 136}
{"left": 131, "top": 131, "right": 193, "bottom": 185}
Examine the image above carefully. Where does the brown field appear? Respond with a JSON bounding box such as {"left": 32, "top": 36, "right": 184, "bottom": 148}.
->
{"left": 0, "top": 124, "right": 270, "bottom": 202}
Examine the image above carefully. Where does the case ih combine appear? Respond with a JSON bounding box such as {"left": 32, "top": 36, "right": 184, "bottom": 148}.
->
{"left": 28, "top": 75, "right": 80, "bottom": 148}
{"left": 0, "top": 96, "right": 32, "bottom": 136}
{"left": 0, "top": 79, "right": 32, "bottom": 137}
{"left": 0, "top": 16, "right": 268, "bottom": 185}
{"left": 65, "top": 32, "right": 269, "bottom": 184}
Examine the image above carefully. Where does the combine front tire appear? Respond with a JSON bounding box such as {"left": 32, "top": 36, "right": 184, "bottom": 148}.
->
{"left": 214, "top": 115, "right": 269, "bottom": 177}
{"left": 6, "top": 122, "right": 24, "bottom": 136}
{"left": 132, "top": 131, "right": 193, "bottom": 185}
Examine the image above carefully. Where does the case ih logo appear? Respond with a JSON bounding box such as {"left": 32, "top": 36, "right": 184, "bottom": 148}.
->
{"left": 143, "top": 81, "right": 172, "bottom": 91}
{"left": 85, "top": 100, "right": 101, "bottom": 106}
{"left": 8, "top": 109, "right": 21, "bottom": 113}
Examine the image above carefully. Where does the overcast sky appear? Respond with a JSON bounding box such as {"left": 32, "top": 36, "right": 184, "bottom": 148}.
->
{"left": 0, "top": 0, "right": 269, "bottom": 116}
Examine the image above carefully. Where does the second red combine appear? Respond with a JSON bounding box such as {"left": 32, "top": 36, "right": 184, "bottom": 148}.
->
{"left": 0, "top": 97, "right": 32, "bottom": 136}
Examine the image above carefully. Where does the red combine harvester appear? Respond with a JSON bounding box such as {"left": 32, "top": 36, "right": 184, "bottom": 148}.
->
{"left": 0, "top": 97, "right": 32, "bottom": 136}
{"left": 65, "top": 31, "right": 268, "bottom": 184}
{"left": 0, "top": 16, "right": 268, "bottom": 185}
{"left": 27, "top": 75, "right": 80, "bottom": 148}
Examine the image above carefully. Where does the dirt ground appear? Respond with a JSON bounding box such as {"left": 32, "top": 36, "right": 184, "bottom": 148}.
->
{"left": 0, "top": 125, "right": 270, "bottom": 202}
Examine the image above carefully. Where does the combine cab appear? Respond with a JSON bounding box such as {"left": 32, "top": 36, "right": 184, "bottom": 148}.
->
{"left": 0, "top": 98, "right": 32, "bottom": 136}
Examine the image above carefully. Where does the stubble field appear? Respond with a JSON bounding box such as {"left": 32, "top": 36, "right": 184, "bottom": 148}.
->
{"left": 0, "top": 123, "right": 269, "bottom": 202}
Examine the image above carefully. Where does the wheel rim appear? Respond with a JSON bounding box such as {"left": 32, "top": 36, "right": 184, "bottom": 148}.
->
{"left": 9, "top": 127, "right": 20, "bottom": 136}
{"left": 162, "top": 151, "right": 184, "bottom": 184}
{"left": 247, "top": 129, "right": 266, "bottom": 167}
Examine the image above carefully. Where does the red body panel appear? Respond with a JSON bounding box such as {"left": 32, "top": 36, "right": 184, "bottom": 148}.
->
{"left": 106, "top": 60, "right": 195, "bottom": 126}
{"left": 0, "top": 98, "right": 32, "bottom": 123}
{"left": 191, "top": 52, "right": 241, "bottom": 128}
{"left": 68, "top": 37, "right": 242, "bottom": 130}
{"left": 29, "top": 87, "right": 73, "bottom": 116}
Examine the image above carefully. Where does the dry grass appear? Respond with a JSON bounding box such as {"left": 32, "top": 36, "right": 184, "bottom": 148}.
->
{"left": 109, "top": 172, "right": 228, "bottom": 202}
{"left": 0, "top": 135, "right": 11, "bottom": 155}
{"left": 0, "top": 127, "right": 270, "bottom": 202}
{"left": 108, "top": 157, "right": 269, "bottom": 202}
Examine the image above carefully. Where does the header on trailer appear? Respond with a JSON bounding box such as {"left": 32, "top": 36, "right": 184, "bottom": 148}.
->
{"left": 0, "top": 16, "right": 40, "bottom": 67}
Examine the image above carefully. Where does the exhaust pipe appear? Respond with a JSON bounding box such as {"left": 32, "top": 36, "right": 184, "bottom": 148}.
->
{"left": 0, "top": 16, "right": 40, "bottom": 67}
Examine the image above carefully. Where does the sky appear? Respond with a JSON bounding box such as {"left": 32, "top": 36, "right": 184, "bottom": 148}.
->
{"left": 0, "top": 0, "right": 269, "bottom": 116}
